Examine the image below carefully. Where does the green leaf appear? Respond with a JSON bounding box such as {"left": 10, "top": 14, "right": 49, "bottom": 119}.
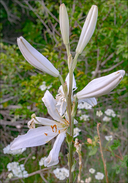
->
{"left": 66, "top": 133, "right": 73, "bottom": 144}
{"left": 110, "top": 140, "right": 121, "bottom": 150}
{"left": 89, "top": 147, "right": 98, "bottom": 156}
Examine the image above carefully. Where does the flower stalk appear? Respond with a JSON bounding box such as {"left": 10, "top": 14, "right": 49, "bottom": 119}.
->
{"left": 68, "top": 67, "right": 74, "bottom": 183}
{"left": 97, "top": 123, "right": 109, "bottom": 183}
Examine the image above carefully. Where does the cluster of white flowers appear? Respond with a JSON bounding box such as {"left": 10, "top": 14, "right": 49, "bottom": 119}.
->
{"left": 39, "top": 157, "right": 47, "bottom": 166}
{"left": 7, "top": 162, "right": 28, "bottom": 178}
{"left": 89, "top": 168, "right": 95, "bottom": 174}
{"left": 80, "top": 114, "right": 90, "bottom": 121}
{"left": 39, "top": 81, "right": 52, "bottom": 91}
{"left": 103, "top": 116, "right": 111, "bottom": 122}
{"left": 3, "top": 145, "right": 26, "bottom": 155}
{"left": 95, "top": 172, "right": 104, "bottom": 180}
{"left": 53, "top": 167, "right": 69, "bottom": 180}
{"left": 96, "top": 110, "right": 103, "bottom": 117}
{"left": 105, "top": 135, "right": 113, "bottom": 141}
{"left": 88, "top": 168, "right": 104, "bottom": 181}
{"left": 105, "top": 109, "right": 116, "bottom": 117}
{"left": 73, "top": 127, "right": 81, "bottom": 137}
{"left": 78, "top": 102, "right": 92, "bottom": 110}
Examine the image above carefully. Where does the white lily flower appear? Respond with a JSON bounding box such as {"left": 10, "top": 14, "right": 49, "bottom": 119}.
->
{"left": 76, "top": 5, "right": 98, "bottom": 54}
{"left": 10, "top": 90, "right": 69, "bottom": 167}
{"left": 17, "top": 36, "right": 59, "bottom": 77}
{"left": 56, "top": 73, "right": 97, "bottom": 115}
{"left": 59, "top": 4, "right": 69, "bottom": 45}
{"left": 76, "top": 70, "right": 125, "bottom": 99}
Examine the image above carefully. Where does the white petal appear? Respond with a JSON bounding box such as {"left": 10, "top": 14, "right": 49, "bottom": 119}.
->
{"left": 76, "top": 5, "right": 98, "bottom": 54}
{"left": 42, "top": 90, "right": 66, "bottom": 124}
{"left": 35, "top": 117, "right": 59, "bottom": 126}
{"left": 17, "top": 37, "right": 59, "bottom": 77}
{"left": 10, "top": 126, "right": 58, "bottom": 150}
{"left": 77, "top": 70, "right": 125, "bottom": 98}
{"left": 56, "top": 101, "right": 67, "bottom": 116}
{"left": 59, "top": 4, "right": 69, "bottom": 45}
{"left": 44, "top": 131, "right": 66, "bottom": 167}
{"left": 65, "top": 73, "right": 77, "bottom": 92}
{"left": 78, "top": 97, "right": 97, "bottom": 106}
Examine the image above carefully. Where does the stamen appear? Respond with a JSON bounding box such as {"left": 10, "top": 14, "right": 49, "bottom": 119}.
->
{"left": 28, "top": 119, "right": 35, "bottom": 129}
{"left": 44, "top": 133, "right": 48, "bottom": 136}
{"left": 58, "top": 130, "right": 60, "bottom": 134}
{"left": 65, "top": 119, "right": 69, "bottom": 125}
{"left": 51, "top": 125, "right": 57, "bottom": 133}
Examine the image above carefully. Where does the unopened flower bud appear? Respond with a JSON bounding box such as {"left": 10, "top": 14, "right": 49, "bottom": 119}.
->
{"left": 76, "top": 5, "right": 98, "bottom": 54}
{"left": 76, "top": 70, "right": 125, "bottom": 99}
{"left": 59, "top": 4, "right": 69, "bottom": 45}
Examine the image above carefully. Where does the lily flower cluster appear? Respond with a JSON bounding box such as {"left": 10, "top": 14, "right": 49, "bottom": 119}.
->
{"left": 8, "top": 3, "right": 125, "bottom": 171}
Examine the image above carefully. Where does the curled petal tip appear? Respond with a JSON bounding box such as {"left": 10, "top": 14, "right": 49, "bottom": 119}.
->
{"left": 118, "top": 70, "right": 125, "bottom": 76}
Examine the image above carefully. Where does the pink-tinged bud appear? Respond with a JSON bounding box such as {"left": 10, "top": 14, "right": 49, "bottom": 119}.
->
{"left": 76, "top": 5, "right": 98, "bottom": 54}
{"left": 76, "top": 70, "right": 125, "bottom": 99}
{"left": 17, "top": 36, "right": 59, "bottom": 77}
{"left": 59, "top": 4, "right": 69, "bottom": 45}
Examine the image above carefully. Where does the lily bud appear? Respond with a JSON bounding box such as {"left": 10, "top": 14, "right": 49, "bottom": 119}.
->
{"left": 76, "top": 70, "right": 125, "bottom": 99}
{"left": 59, "top": 4, "right": 69, "bottom": 45}
{"left": 17, "top": 36, "right": 59, "bottom": 77}
{"left": 76, "top": 5, "right": 98, "bottom": 54}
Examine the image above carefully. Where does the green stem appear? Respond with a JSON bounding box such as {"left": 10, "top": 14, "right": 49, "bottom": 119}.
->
{"left": 68, "top": 68, "right": 74, "bottom": 183}
{"left": 59, "top": 74, "right": 64, "bottom": 87}
{"left": 72, "top": 53, "right": 79, "bottom": 71}
{"left": 65, "top": 43, "right": 70, "bottom": 57}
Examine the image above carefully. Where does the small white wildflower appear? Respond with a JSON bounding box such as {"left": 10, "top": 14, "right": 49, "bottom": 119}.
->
{"left": 103, "top": 116, "right": 111, "bottom": 122}
{"left": 7, "top": 162, "right": 19, "bottom": 171}
{"left": 53, "top": 167, "right": 69, "bottom": 180}
{"left": 96, "top": 110, "right": 103, "bottom": 117}
{"left": 95, "top": 172, "right": 104, "bottom": 180}
{"left": 3, "top": 145, "right": 26, "bottom": 155}
{"left": 89, "top": 168, "right": 95, "bottom": 174}
{"left": 105, "top": 135, "right": 113, "bottom": 141}
{"left": 23, "top": 170, "right": 29, "bottom": 178}
{"left": 81, "top": 180, "right": 84, "bottom": 183}
{"left": 8, "top": 172, "right": 13, "bottom": 179}
{"left": 39, "top": 81, "right": 52, "bottom": 91}
{"left": 77, "top": 110, "right": 82, "bottom": 114}
{"left": 91, "top": 71, "right": 95, "bottom": 75}
{"left": 73, "top": 127, "right": 81, "bottom": 138}
{"left": 105, "top": 109, "right": 116, "bottom": 117}
{"left": 85, "top": 177, "right": 91, "bottom": 183}
{"left": 83, "top": 102, "right": 92, "bottom": 109}
{"left": 16, "top": 124, "right": 21, "bottom": 129}
{"left": 78, "top": 103, "right": 85, "bottom": 109}
{"left": 80, "top": 114, "right": 89, "bottom": 121}
{"left": 39, "top": 157, "right": 47, "bottom": 166}
{"left": 32, "top": 156, "right": 36, "bottom": 160}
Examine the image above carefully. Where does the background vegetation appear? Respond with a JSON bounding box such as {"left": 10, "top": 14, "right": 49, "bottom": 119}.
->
{"left": 0, "top": 0, "right": 127, "bottom": 182}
